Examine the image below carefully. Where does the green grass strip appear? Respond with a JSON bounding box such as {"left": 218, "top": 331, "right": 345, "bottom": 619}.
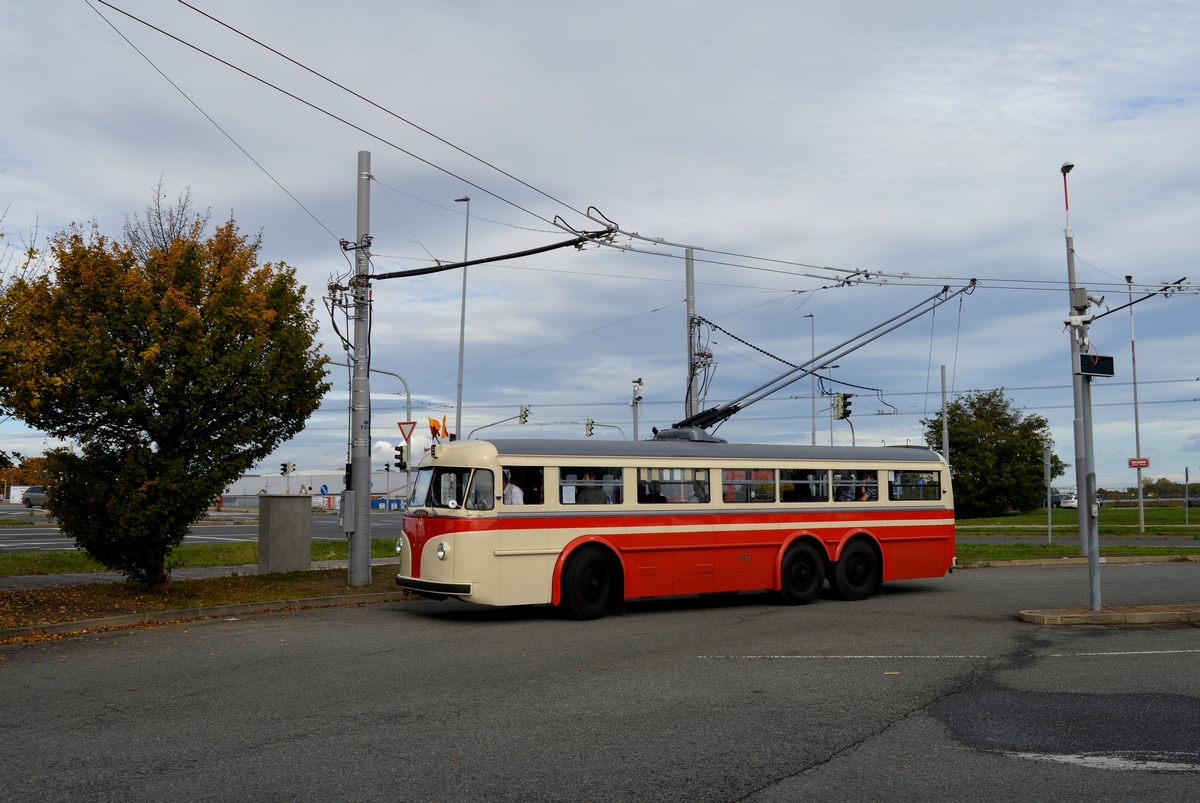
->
{"left": 0, "top": 538, "right": 397, "bottom": 577}
{"left": 956, "top": 543, "right": 1200, "bottom": 561}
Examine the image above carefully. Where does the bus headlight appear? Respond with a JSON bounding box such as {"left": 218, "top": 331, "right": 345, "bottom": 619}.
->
{"left": 395, "top": 537, "right": 403, "bottom": 555}
{"left": 436, "top": 542, "right": 447, "bottom": 560}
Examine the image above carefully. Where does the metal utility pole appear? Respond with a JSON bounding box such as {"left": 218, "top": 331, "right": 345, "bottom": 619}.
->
{"left": 348, "top": 151, "right": 373, "bottom": 587}
{"left": 805, "top": 314, "right": 815, "bottom": 446}
{"left": 631, "top": 378, "right": 644, "bottom": 440}
{"left": 1061, "top": 160, "right": 1101, "bottom": 610}
{"left": 940, "top": 365, "right": 950, "bottom": 466}
{"left": 1126, "top": 275, "right": 1146, "bottom": 533}
{"left": 1044, "top": 439, "right": 1053, "bottom": 544}
{"left": 454, "top": 196, "right": 471, "bottom": 442}
{"left": 685, "top": 248, "right": 698, "bottom": 419}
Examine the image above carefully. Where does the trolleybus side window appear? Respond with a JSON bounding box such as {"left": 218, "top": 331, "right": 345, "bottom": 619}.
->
{"left": 637, "top": 468, "right": 709, "bottom": 504}
{"left": 722, "top": 469, "right": 776, "bottom": 503}
{"left": 779, "top": 468, "right": 830, "bottom": 503}
{"left": 420, "top": 467, "right": 495, "bottom": 510}
{"left": 833, "top": 470, "right": 877, "bottom": 502}
{"left": 889, "top": 470, "right": 941, "bottom": 501}
{"left": 560, "top": 467, "right": 624, "bottom": 505}
{"left": 501, "top": 466, "right": 544, "bottom": 506}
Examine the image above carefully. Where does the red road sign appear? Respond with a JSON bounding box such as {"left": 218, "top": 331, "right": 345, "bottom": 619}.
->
{"left": 1128, "top": 457, "right": 1150, "bottom": 468}
{"left": 398, "top": 421, "right": 416, "bottom": 443}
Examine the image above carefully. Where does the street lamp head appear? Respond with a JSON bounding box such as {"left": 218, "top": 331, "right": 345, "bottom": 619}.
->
{"left": 1060, "top": 161, "right": 1074, "bottom": 175}
{"left": 455, "top": 196, "right": 470, "bottom": 203}
{"left": 803, "top": 313, "right": 813, "bottom": 318}
{"left": 1125, "top": 275, "right": 1133, "bottom": 284}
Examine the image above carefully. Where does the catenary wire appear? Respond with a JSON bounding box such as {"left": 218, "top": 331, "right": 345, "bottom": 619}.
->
{"left": 93, "top": 0, "right": 559, "bottom": 228}
{"left": 86, "top": 0, "right": 345, "bottom": 250}
{"left": 173, "top": 0, "right": 591, "bottom": 223}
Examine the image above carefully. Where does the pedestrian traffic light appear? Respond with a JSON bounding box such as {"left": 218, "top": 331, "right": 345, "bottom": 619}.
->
{"left": 394, "top": 444, "right": 407, "bottom": 471}
{"left": 519, "top": 406, "right": 529, "bottom": 424}
{"left": 585, "top": 419, "right": 594, "bottom": 437}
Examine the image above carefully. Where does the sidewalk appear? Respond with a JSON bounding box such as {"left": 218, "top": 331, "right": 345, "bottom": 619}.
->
{"left": 0, "top": 557, "right": 399, "bottom": 591}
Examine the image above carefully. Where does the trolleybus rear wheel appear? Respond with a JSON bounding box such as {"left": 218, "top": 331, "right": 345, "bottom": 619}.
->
{"left": 779, "top": 542, "right": 824, "bottom": 605}
{"left": 563, "top": 547, "right": 616, "bottom": 620}
{"left": 831, "top": 539, "right": 880, "bottom": 601}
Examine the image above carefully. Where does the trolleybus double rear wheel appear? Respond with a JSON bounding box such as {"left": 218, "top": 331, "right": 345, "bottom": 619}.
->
{"left": 831, "top": 539, "right": 880, "bottom": 601}
{"left": 779, "top": 542, "right": 824, "bottom": 605}
{"left": 563, "top": 546, "right": 617, "bottom": 620}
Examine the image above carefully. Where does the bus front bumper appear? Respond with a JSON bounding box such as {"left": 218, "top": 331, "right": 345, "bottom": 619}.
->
{"left": 395, "top": 574, "right": 472, "bottom": 597}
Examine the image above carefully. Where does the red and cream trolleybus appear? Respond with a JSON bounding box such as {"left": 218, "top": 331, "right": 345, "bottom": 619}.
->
{"left": 395, "top": 429, "right": 954, "bottom": 619}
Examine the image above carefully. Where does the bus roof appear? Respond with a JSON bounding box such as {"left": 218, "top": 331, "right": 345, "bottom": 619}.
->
{"left": 479, "top": 439, "right": 942, "bottom": 463}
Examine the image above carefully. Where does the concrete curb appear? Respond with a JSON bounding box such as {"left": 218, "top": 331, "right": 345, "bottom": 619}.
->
{"left": 0, "top": 591, "right": 409, "bottom": 640}
{"left": 1018, "top": 605, "right": 1200, "bottom": 626}
{"left": 958, "top": 555, "right": 1200, "bottom": 569}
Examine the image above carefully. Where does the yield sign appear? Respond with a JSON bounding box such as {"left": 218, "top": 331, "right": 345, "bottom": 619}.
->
{"left": 397, "top": 421, "right": 417, "bottom": 443}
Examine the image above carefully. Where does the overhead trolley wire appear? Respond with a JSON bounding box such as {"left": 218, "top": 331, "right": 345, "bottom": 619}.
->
{"left": 173, "top": 0, "right": 591, "bottom": 224}
{"left": 93, "top": 0, "right": 560, "bottom": 228}
{"left": 86, "top": 0, "right": 344, "bottom": 247}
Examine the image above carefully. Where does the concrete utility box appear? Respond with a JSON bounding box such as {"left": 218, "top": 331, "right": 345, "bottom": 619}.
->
{"left": 258, "top": 494, "right": 312, "bottom": 574}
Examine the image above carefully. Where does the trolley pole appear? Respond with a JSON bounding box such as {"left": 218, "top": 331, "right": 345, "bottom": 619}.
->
{"left": 348, "top": 151, "right": 373, "bottom": 586}
{"left": 685, "top": 248, "right": 698, "bottom": 419}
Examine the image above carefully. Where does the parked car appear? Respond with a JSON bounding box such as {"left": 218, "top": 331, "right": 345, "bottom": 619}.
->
{"left": 1060, "top": 494, "right": 1078, "bottom": 509}
{"left": 1188, "top": 495, "right": 1200, "bottom": 508}
{"left": 22, "top": 485, "right": 48, "bottom": 508}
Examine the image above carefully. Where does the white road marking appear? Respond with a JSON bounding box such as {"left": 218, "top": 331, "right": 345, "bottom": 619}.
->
{"left": 1004, "top": 751, "right": 1200, "bottom": 772}
{"left": 699, "top": 654, "right": 990, "bottom": 659}
{"left": 700, "top": 649, "right": 1200, "bottom": 660}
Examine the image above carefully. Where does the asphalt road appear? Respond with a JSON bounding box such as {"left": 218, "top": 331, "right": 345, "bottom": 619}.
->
{"left": 0, "top": 509, "right": 406, "bottom": 552}
{"left": 2, "top": 562, "right": 1198, "bottom": 801}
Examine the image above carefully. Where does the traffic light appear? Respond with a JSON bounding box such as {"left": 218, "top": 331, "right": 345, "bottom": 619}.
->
{"left": 281, "top": 462, "right": 288, "bottom": 476}
{"left": 280, "top": 462, "right": 295, "bottom": 476}
{"left": 394, "top": 444, "right": 407, "bottom": 471}
{"left": 834, "top": 393, "right": 854, "bottom": 420}
{"left": 585, "top": 419, "right": 594, "bottom": 437}
{"left": 519, "top": 406, "right": 529, "bottom": 424}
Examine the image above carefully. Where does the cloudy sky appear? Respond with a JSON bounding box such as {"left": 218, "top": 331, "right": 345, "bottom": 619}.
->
{"left": 3, "top": 0, "right": 1199, "bottom": 490}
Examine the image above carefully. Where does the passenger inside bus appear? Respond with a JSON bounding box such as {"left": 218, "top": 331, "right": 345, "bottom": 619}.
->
{"left": 856, "top": 471, "right": 879, "bottom": 502}
{"left": 576, "top": 470, "right": 608, "bottom": 504}
{"left": 639, "top": 481, "right": 668, "bottom": 504}
{"left": 502, "top": 469, "right": 524, "bottom": 505}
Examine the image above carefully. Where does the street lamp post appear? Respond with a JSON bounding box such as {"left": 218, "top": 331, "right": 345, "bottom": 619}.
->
{"left": 454, "top": 196, "right": 471, "bottom": 442}
{"left": 1126, "top": 274, "right": 1145, "bottom": 533}
{"left": 804, "top": 314, "right": 815, "bottom": 446}
{"left": 823, "top": 364, "right": 839, "bottom": 446}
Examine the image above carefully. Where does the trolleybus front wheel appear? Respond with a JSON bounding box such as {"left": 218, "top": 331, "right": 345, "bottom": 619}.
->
{"left": 831, "top": 539, "right": 880, "bottom": 601}
{"left": 562, "top": 546, "right": 618, "bottom": 620}
{"left": 778, "top": 542, "right": 824, "bottom": 605}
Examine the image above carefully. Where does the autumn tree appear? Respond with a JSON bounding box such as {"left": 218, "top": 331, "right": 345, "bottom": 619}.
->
{"left": 922, "top": 388, "right": 1067, "bottom": 518}
{"left": 0, "top": 192, "right": 329, "bottom": 587}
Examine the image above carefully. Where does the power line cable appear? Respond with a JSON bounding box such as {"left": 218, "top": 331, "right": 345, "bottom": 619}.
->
{"left": 86, "top": 0, "right": 344, "bottom": 247}
{"left": 174, "top": 0, "right": 591, "bottom": 223}
{"left": 93, "top": 0, "right": 557, "bottom": 227}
